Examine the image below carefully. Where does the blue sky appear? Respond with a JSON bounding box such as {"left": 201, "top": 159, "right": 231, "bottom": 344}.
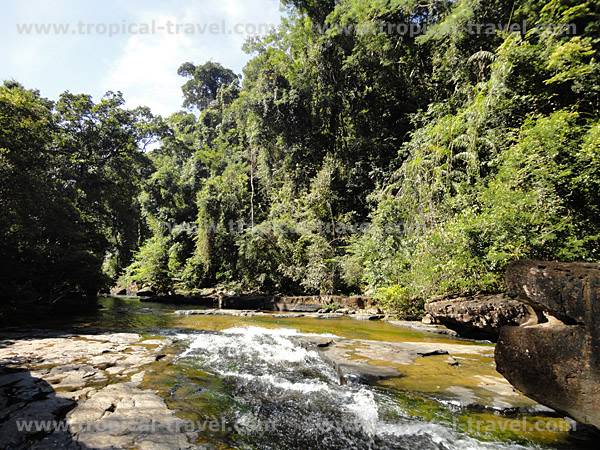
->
{"left": 1, "top": 0, "right": 282, "bottom": 115}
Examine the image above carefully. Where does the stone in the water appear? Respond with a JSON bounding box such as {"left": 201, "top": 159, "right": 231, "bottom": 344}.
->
{"left": 136, "top": 287, "right": 156, "bottom": 297}
{"left": 447, "top": 356, "right": 460, "bottom": 367}
{"left": 417, "top": 350, "right": 450, "bottom": 357}
{"left": 425, "top": 294, "right": 532, "bottom": 341}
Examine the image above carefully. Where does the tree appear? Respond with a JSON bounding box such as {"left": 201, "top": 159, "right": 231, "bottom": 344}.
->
{"left": 0, "top": 82, "right": 163, "bottom": 307}
{"left": 114, "top": 0, "right": 599, "bottom": 316}
{"left": 178, "top": 61, "right": 240, "bottom": 111}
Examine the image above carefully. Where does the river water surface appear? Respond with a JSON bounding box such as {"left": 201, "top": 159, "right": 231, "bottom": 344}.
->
{"left": 15, "top": 296, "right": 595, "bottom": 450}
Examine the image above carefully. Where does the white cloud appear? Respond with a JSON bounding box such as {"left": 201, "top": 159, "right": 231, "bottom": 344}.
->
{"left": 102, "top": 0, "right": 282, "bottom": 116}
{"left": 102, "top": 15, "right": 197, "bottom": 115}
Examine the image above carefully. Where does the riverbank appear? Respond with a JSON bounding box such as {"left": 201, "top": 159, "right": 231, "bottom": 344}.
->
{"left": 0, "top": 331, "right": 196, "bottom": 449}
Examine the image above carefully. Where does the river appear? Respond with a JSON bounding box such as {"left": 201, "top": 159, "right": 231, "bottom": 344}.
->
{"left": 3, "top": 296, "right": 595, "bottom": 449}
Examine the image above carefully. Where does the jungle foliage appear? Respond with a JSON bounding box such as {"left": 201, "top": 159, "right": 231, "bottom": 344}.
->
{"left": 3, "top": 0, "right": 598, "bottom": 318}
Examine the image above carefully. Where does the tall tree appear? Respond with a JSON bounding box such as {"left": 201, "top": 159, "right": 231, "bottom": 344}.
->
{"left": 178, "top": 61, "right": 240, "bottom": 110}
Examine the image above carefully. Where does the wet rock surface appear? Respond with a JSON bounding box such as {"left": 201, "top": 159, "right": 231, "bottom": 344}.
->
{"left": 298, "top": 335, "right": 537, "bottom": 413}
{"left": 425, "top": 294, "right": 532, "bottom": 340}
{"left": 387, "top": 320, "right": 458, "bottom": 337}
{"left": 496, "top": 260, "right": 600, "bottom": 430}
{"left": 0, "top": 332, "right": 196, "bottom": 449}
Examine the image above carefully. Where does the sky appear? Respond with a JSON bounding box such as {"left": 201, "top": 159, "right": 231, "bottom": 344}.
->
{"left": 1, "top": 0, "right": 282, "bottom": 116}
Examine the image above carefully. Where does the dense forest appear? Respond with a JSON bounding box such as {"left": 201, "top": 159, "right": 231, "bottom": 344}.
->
{"left": 1, "top": 0, "right": 598, "bottom": 318}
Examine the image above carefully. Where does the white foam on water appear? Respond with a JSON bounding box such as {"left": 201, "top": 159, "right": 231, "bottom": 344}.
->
{"left": 376, "top": 420, "right": 533, "bottom": 450}
{"left": 221, "top": 372, "right": 332, "bottom": 394}
{"left": 343, "top": 389, "right": 380, "bottom": 435}
{"left": 222, "top": 325, "right": 338, "bottom": 339}
{"left": 178, "top": 328, "right": 320, "bottom": 364}
{"left": 177, "top": 325, "right": 341, "bottom": 371}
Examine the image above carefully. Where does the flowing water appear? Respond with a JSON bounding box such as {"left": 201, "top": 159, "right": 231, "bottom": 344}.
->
{"left": 171, "top": 326, "right": 532, "bottom": 450}
{"left": 10, "top": 296, "right": 595, "bottom": 449}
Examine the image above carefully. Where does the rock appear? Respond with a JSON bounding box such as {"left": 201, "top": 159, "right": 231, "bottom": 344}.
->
{"left": 68, "top": 381, "right": 196, "bottom": 449}
{"left": 425, "top": 294, "right": 532, "bottom": 341}
{"left": 275, "top": 295, "right": 375, "bottom": 312}
{"left": 496, "top": 260, "right": 600, "bottom": 430}
{"left": 272, "top": 313, "right": 305, "bottom": 318}
{"left": 174, "top": 309, "right": 208, "bottom": 316}
{"left": 0, "top": 396, "right": 76, "bottom": 446}
{"left": 496, "top": 325, "right": 596, "bottom": 424}
{"left": 0, "top": 368, "right": 77, "bottom": 449}
{"left": 111, "top": 286, "right": 127, "bottom": 296}
{"left": 386, "top": 320, "right": 458, "bottom": 337}
{"left": 0, "top": 332, "right": 195, "bottom": 448}
{"left": 169, "top": 294, "right": 375, "bottom": 313}
{"left": 316, "top": 313, "right": 345, "bottom": 319}
{"left": 421, "top": 313, "right": 437, "bottom": 325}
{"left": 351, "top": 314, "right": 384, "bottom": 321}
{"left": 369, "top": 314, "right": 385, "bottom": 321}
{"left": 417, "top": 350, "right": 449, "bottom": 357}
{"left": 505, "top": 260, "right": 600, "bottom": 326}
{"left": 218, "top": 294, "right": 274, "bottom": 310}
{"left": 136, "top": 287, "right": 156, "bottom": 297}
{"left": 174, "top": 309, "right": 267, "bottom": 317}
{"left": 277, "top": 299, "right": 323, "bottom": 312}
{"left": 141, "top": 294, "right": 218, "bottom": 307}
{"left": 313, "top": 336, "right": 530, "bottom": 412}
{"left": 447, "top": 356, "right": 461, "bottom": 367}
{"left": 337, "top": 364, "right": 401, "bottom": 385}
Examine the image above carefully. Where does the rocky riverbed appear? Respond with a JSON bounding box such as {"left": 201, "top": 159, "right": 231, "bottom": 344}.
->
{"left": 0, "top": 331, "right": 196, "bottom": 449}
{"left": 1, "top": 296, "right": 596, "bottom": 449}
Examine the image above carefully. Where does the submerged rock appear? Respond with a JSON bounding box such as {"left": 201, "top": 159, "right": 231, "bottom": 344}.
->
{"left": 308, "top": 336, "right": 538, "bottom": 413}
{"left": 496, "top": 260, "right": 600, "bottom": 430}
{"left": 425, "top": 294, "right": 532, "bottom": 341}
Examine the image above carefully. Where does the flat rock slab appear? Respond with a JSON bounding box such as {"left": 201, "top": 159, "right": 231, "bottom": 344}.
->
{"left": 387, "top": 320, "right": 458, "bottom": 337}
{"left": 299, "top": 336, "right": 536, "bottom": 412}
{"left": 425, "top": 294, "right": 531, "bottom": 341}
{"left": 0, "top": 332, "right": 195, "bottom": 449}
{"left": 68, "top": 379, "right": 196, "bottom": 449}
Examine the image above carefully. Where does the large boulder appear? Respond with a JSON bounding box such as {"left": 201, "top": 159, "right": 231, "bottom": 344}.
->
{"left": 505, "top": 260, "right": 600, "bottom": 326}
{"left": 425, "top": 294, "right": 531, "bottom": 340}
{"left": 110, "top": 286, "right": 127, "bottom": 296}
{"left": 135, "top": 286, "right": 156, "bottom": 297}
{"left": 496, "top": 260, "right": 600, "bottom": 429}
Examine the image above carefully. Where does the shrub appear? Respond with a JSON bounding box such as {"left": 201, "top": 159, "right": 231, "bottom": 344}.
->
{"left": 375, "top": 285, "right": 425, "bottom": 320}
